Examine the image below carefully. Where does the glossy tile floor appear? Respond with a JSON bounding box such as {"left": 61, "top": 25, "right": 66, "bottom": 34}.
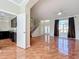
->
{"left": 0, "top": 37, "right": 79, "bottom": 59}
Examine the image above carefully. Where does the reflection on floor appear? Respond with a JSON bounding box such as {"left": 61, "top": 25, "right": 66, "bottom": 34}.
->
{"left": 0, "top": 37, "right": 79, "bottom": 59}
{"left": 0, "top": 39, "right": 16, "bottom": 59}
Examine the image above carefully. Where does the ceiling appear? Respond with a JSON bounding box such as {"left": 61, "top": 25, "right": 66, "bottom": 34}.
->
{"left": 0, "top": 11, "right": 16, "bottom": 20}
{"left": 8, "top": 0, "right": 28, "bottom": 6}
{"left": 11, "top": 0, "right": 25, "bottom": 4}
{"left": 31, "top": 0, "right": 79, "bottom": 20}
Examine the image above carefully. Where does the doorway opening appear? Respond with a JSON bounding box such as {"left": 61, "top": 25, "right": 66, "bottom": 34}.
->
{"left": 0, "top": 11, "right": 17, "bottom": 48}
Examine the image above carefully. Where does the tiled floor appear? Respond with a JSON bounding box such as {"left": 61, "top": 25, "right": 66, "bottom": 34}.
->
{"left": 0, "top": 37, "right": 79, "bottom": 59}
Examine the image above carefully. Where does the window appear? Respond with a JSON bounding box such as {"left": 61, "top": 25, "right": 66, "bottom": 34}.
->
{"left": 59, "top": 20, "right": 68, "bottom": 33}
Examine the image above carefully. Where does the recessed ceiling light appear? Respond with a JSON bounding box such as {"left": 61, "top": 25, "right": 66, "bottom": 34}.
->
{"left": 57, "top": 12, "right": 62, "bottom": 15}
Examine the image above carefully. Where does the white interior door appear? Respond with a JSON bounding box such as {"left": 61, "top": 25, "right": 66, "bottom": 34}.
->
{"left": 17, "top": 13, "right": 26, "bottom": 49}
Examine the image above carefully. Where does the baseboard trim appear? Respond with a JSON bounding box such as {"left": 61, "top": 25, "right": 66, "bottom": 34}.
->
{"left": 26, "top": 45, "right": 30, "bottom": 48}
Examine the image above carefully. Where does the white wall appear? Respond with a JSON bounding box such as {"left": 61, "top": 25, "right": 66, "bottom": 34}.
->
{"left": 0, "top": 19, "right": 16, "bottom": 32}
{"left": 0, "top": 20, "right": 11, "bottom": 31}
{"left": 50, "top": 20, "right": 54, "bottom": 36}
{"left": 75, "top": 15, "right": 79, "bottom": 40}
{"left": 0, "top": 19, "right": 17, "bottom": 32}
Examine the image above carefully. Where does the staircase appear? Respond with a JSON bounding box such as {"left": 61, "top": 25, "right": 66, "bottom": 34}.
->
{"left": 30, "top": 18, "right": 40, "bottom": 38}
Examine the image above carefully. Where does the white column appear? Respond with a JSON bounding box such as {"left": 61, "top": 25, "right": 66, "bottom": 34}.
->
{"left": 26, "top": 9, "right": 30, "bottom": 48}
{"left": 17, "top": 13, "right": 27, "bottom": 49}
